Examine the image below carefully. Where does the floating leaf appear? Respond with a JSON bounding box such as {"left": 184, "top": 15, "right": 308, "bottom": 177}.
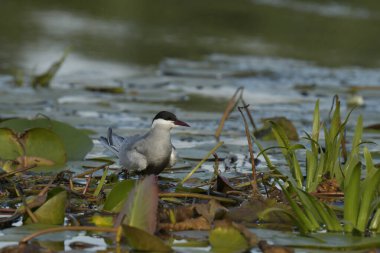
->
{"left": 103, "top": 180, "right": 136, "bottom": 212}
{"left": 0, "top": 127, "right": 66, "bottom": 172}
{"left": 209, "top": 223, "right": 249, "bottom": 253}
{"left": 25, "top": 188, "right": 67, "bottom": 225}
{"left": 22, "top": 128, "right": 67, "bottom": 171}
{"left": 120, "top": 175, "right": 158, "bottom": 234}
{"left": 0, "top": 117, "right": 93, "bottom": 160}
{"left": 122, "top": 225, "right": 172, "bottom": 252}
{"left": 0, "top": 128, "right": 23, "bottom": 160}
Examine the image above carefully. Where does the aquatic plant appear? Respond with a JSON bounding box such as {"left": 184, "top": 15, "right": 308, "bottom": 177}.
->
{"left": 260, "top": 97, "right": 380, "bottom": 234}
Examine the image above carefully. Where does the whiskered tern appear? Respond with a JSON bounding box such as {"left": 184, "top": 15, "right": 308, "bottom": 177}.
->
{"left": 100, "top": 111, "right": 190, "bottom": 175}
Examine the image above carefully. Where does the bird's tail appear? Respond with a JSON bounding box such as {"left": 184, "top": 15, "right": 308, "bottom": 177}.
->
{"left": 99, "top": 128, "right": 125, "bottom": 155}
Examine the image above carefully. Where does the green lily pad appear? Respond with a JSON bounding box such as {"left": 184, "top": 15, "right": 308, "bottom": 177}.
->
{"left": 121, "top": 175, "right": 158, "bottom": 234}
{"left": 25, "top": 188, "right": 68, "bottom": 225}
{"left": 0, "top": 127, "right": 66, "bottom": 172}
{"left": 122, "top": 225, "right": 172, "bottom": 252}
{"left": 0, "top": 128, "right": 23, "bottom": 160}
{"left": 209, "top": 224, "right": 249, "bottom": 253}
{"left": 103, "top": 180, "right": 136, "bottom": 213}
{"left": 0, "top": 117, "right": 93, "bottom": 160}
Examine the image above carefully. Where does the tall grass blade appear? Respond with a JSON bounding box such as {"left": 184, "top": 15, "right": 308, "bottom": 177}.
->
{"left": 328, "top": 96, "right": 341, "bottom": 144}
{"left": 294, "top": 188, "right": 322, "bottom": 229}
{"left": 94, "top": 167, "right": 108, "bottom": 197}
{"left": 363, "top": 147, "right": 374, "bottom": 175}
{"left": 279, "top": 183, "right": 315, "bottom": 233}
{"left": 271, "top": 122, "right": 303, "bottom": 188}
{"left": 356, "top": 168, "right": 380, "bottom": 232}
{"left": 295, "top": 188, "right": 342, "bottom": 232}
{"left": 344, "top": 162, "right": 361, "bottom": 232}
{"left": 345, "top": 115, "right": 363, "bottom": 176}
{"left": 306, "top": 150, "right": 317, "bottom": 192}
{"left": 369, "top": 206, "right": 380, "bottom": 232}
{"left": 179, "top": 141, "right": 224, "bottom": 186}
{"left": 253, "top": 135, "right": 274, "bottom": 170}
{"left": 311, "top": 99, "right": 320, "bottom": 155}
{"left": 322, "top": 202, "right": 343, "bottom": 232}
{"left": 351, "top": 115, "right": 363, "bottom": 155}
{"left": 259, "top": 207, "right": 310, "bottom": 234}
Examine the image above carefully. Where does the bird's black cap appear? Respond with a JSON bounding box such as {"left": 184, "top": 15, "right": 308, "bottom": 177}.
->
{"left": 153, "top": 111, "right": 178, "bottom": 122}
{"left": 152, "top": 111, "right": 190, "bottom": 127}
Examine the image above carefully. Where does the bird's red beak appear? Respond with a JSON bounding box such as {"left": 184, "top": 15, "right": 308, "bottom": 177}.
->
{"left": 174, "top": 120, "right": 190, "bottom": 127}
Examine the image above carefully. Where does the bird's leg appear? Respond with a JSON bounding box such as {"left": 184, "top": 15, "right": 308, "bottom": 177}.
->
{"left": 117, "top": 167, "right": 130, "bottom": 179}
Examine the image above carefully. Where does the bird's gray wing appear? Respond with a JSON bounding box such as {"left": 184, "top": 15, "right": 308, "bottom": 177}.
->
{"left": 99, "top": 128, "right": 126, "bottom": 155}
{"left": 119, "top": 136, "right": 148, "bottom": 171}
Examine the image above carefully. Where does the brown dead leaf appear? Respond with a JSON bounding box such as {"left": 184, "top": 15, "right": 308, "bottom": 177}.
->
{"left": 159, "top": 205, "right": 196, "bottom": 224}
{"left": 195, "top": 199, "right": 228, "bottom": 223}
{"left": 159, "top": 216, "right": 210, "bottom": 231}
{"left": 213, "top": 175, "right": 235, "bottom": 193}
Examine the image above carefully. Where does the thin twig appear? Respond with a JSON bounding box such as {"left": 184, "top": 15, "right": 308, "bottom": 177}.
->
{"left": 82, "top": 175, "right": 92, "bottom": 195}
{"left": 75, "top": 161, "right": 113, "bottom": 178}
{"left": 238, "top": 105, "right": 258, "bottom": 195}
{"left": 38, "top": 177, "right": 56, "bottom": 197}
{"left": 241, "top": 98, "right": 257, "bottom": 131}
{"left": 22, "top": 196, "right": 38, "bottom": 223}
{"left": 19, "top": 226, "right": 118, "bottom": 244}
{"left": 215, "top": 87, "right": 244, "bottom": 140}
{"left": 158, "top": 192, "right": 236, "bottom": 204}
{"left": 212, "top": 152, "right": 219, "bottom": 175}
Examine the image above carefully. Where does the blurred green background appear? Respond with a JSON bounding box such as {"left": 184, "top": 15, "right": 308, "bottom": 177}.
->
{"left": 1, "top": 0, "right": 380, "bottom": 70}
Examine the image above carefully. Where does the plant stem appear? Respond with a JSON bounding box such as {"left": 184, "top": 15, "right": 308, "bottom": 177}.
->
{"left": 159, "top": 192, "right": 236, "bottom": 204}
{"left": 179, "top": 141, "right": 224, "bottom": 185}
{"left": 215, "top": 87, "right": 244, "bottom": 140}
{"left": 238, "top": 106, "right": 258, "bottom": 195}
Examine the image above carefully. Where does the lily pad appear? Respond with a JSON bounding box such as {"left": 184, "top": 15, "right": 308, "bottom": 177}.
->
{"left": 0, "top": 128, "right": 23, "bottom": 160}
{"left": 122, "top": 225, "right": 172, "bottom": 252}
{"left": 25, "top": 188, "right": 68, "bottom": 225}
{"left": 0, "top": 117, "right": 93, "bottom": 160}
{"left": 209, "top": 223, "right": 249, "bottom": 253}
{"left": 103, "top": 180, "right": 136, "bottom": 213}
{"left": 121, "top": 175, "right": 158, "bottom": 234}
{"left": 0, "top": 127, "right": 66, "bottom": 172}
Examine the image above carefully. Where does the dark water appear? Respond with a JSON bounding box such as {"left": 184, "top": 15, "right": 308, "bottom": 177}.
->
{"left": 1, "top": 0, "right": 380, "bottom": 71}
